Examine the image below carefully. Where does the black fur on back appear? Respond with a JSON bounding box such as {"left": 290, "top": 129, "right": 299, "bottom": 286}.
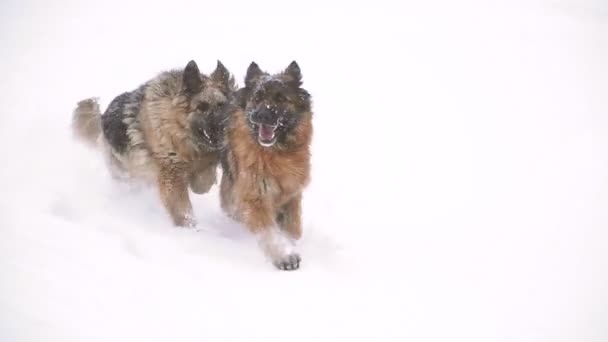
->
{"left": 101, "top": 87, "right": 145, "bottom": 153}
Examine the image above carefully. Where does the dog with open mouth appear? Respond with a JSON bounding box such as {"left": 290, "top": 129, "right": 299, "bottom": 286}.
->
{"left": 72, "top": 60, "right": 236, "bottom": 227}
{"left": 219, "top": 61, "right": 313, "bottom": 270}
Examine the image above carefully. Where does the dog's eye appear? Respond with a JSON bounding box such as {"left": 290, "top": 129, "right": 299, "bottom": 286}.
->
{"left": 198, "top": 102, "right": 210, "bottom": 112}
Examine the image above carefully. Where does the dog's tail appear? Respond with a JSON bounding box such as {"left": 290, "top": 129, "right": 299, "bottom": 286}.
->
{"left": 72, "top": 97, "right": 102, "bottom": 147}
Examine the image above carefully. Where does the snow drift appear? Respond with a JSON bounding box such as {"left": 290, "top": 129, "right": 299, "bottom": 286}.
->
{"left": 0, "top": 0, "right": 606, "bottom": 341}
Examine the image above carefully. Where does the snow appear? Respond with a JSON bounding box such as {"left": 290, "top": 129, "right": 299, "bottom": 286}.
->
{"left": 1, "top": 0, "right": 607, "bottom": 341}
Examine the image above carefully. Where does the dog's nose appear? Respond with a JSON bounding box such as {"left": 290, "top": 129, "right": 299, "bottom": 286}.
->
{"left": 252, "top": 108, "right": 278, "bottom": 125}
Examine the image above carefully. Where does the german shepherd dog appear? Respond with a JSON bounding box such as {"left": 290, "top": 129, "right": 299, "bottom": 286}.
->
{"left": 72, "top": 60, "right": 236, "bottom": 227}
{"left": 220, "top": 61, "right": 313, "bottom": 270}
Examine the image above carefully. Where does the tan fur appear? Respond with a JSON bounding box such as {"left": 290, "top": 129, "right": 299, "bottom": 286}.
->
{"left": 72, "top": 61, "right": 234, "bottom": 228}
{"left": 137, "top": 81, "right": 221, "bottom": 226}
{"left": 220, "top": 108, "right": 312, "bottom": 239}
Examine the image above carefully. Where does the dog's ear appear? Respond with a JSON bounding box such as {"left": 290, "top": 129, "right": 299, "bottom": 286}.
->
{"left": 211, "top": 60, "right": 235, "bottom": 94}
{"left": 284, "top": 61, "right": 302, "bottom": 86}
{"left": 245, "top": 62, "right": 263, "bottom": 88}
{"left": 183, "top": 60, "right": 203, "bottom": 94}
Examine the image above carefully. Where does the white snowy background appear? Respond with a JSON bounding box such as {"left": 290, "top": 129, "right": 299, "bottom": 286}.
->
{"left": 0, "top": 0, "right": 606, "bottom": 341}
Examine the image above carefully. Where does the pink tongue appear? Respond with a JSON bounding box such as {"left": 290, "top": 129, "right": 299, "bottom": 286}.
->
{"left": 259, "top": 124, "right": 275, "bottom": 141}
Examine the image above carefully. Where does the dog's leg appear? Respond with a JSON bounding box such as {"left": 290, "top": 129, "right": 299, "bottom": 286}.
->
{"left": 158, "top": 165, "right": 196, "bottom": 227}
{"left": 100, "top": 139, "right": 131, "bottom": 182}
{"left": 219, "top": 174, "right": 238, "bottom": 220}
{"left": 107, "top": 153, "right": 134, "bottom": 183}
{"left": 189, "top": 166, "right": 217, "bottom": 194}
{"left": 243, "top": 199, "right": 301, "bottom": 270}
{"left": 257, "top": 226, "right": 301, "bottom": 271}
{"left": 277, "top": 194, "right": 303, "bottom": 240}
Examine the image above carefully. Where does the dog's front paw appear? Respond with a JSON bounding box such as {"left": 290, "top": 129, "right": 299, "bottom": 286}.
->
{"left": 256, "top": 227, "right": 302, "bottom": 271}
{"left": 273, "top": 253, "right": 301, "bottom": 271}
{"left": 174, "top": 213, "right": 197, "bottom": 228}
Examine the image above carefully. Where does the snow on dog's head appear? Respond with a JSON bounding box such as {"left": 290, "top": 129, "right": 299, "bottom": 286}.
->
{"left": 240, "top": 61, "right": 312, "bottom": 148}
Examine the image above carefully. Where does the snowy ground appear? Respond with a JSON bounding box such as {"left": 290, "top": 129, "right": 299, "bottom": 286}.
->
{"left": 1, "top": 0, "right": 607, "bottom": 341}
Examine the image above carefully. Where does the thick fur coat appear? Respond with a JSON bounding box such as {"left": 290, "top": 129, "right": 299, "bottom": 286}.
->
{"left": 219, "top": 61, "right": 313, "bottom": 270}
{"left": 72, "top": 60, "right": 236, "bottom": 227}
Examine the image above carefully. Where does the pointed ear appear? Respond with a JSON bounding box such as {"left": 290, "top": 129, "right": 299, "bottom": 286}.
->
{"left": 211, "top": 60, "right": 235, "bottom": 93}
{"left": 284, "top": 61, "right": 302, "bottom": 85}
{"left": 245, "top": 62, "right": 263, "bottom": 88}
{"left": 183, "top": 60, "right": 203, "bottom": 94}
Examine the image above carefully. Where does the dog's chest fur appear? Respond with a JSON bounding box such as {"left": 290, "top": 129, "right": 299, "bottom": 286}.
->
{"left": 229, "top": 112, "right": 311, "bottom": 207}
{"left": 139, "top": 97, "right": 216, "bottom": 171}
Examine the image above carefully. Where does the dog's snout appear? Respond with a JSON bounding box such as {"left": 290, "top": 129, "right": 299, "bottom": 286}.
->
{"left": 251, "top": 107, "right": 278, "bottom": 125}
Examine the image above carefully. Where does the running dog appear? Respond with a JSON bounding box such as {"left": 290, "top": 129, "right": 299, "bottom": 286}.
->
{"left": 219, "top": 61, "right": 313, "bottom": 270}
{"left": 72, "top": 60, "right": 236, "bottom": 227}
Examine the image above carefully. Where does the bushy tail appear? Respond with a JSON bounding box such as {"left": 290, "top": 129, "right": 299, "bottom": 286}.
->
{"left": 72, "top": 97, "right": 102, "bottom": 147}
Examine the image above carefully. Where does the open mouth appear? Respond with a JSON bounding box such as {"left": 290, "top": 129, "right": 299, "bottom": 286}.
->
{"left": 195, "top": 127, "right": 221, "bottom": 150}
{"left": 257, "top": 124, "right": 277, "bottom": 147}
